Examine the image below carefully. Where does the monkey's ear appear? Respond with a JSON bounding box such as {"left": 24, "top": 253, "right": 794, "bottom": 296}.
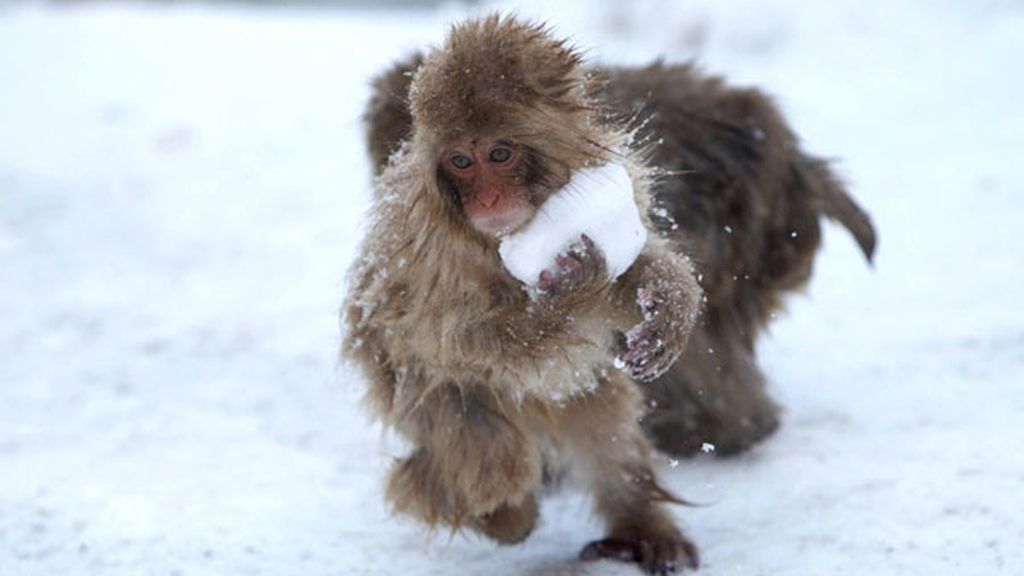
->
{"left": 435, "top": 165, "right": 463, "bottom": 213}
{"left": 364, "top": 52, "right": 424, "bottom": 175}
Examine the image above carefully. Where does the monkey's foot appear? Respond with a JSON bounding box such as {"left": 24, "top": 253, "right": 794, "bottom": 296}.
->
{"left": 469, "top": 496, "right": 538, "bottom": 545}
{"left": 644, "top": 391, "right": 781, "bottom": 458}
{"left": 580, "top": 534, "right": 699, "bottom": 575}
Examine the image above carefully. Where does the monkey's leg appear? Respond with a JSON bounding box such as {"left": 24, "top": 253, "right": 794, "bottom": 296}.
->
{"left": 560, "top": 375, "right": 699, "bottom": 574}
{"left": 642, "top": 326, "right": 780, "bottom": 457}
{"left": 386, "top": 384, "right": 543, "bottom": 544}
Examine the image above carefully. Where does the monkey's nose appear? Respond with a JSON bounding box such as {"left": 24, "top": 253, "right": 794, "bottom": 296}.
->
{"left": 478, "top": 188, "right": 500, "bottom": 207}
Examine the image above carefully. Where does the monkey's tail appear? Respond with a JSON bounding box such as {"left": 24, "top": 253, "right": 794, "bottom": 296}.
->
{"left": 804, "top": 157, "right": 877, "bottom": 263}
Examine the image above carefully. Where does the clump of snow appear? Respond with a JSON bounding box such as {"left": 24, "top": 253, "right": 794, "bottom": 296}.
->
{"left": 498, "top": 162, "right": 646, "bottom": 285}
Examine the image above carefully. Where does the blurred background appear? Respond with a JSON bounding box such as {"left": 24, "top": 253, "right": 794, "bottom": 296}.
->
{"left": 1, "top": 1, "right": 1022, "bottom": 575}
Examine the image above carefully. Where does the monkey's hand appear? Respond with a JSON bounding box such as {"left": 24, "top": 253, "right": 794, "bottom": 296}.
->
{"left": 535, "top": 234, "right": 609, "bottom": 303}
{"left": 616, "top": 287, "right": 685, "bottom": 382}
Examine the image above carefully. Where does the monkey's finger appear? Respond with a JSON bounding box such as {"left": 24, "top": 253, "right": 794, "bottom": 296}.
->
{"left": 579, "top": 233, "right": 596, "bottom": 251}
{"left": 552, "top": 262, "right": 583, "bottom": 293}
{"left": 624, "top": 322, "right": 659, "bottom": 348}
{"left": 568, "top": 234, "right": 606, "bottom": 268}
{"left": 624, "top": 344, "right": 674, "bottom": 382}
{"left": 578, "top": 233, "right": 604, "bottom": 262}
{"left": 563, "top": 245, "right": 591, "bottom": 275}
{"left": 637, "top": 287, "right": 660, "bottom": 317}
{"left": 537, "top": 269, "right": 555, "bottom": 291}
{"left": 624, "top": 324, "right": 666, "bottom": 357}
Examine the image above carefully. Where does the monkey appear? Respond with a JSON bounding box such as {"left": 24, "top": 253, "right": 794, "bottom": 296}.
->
{"left": 361, "top": 24, "right": 876, "bottom": 460}
{"left": 345, "top": 15, "right": 704, "bottom": 575}
{"left": 596, "top": 65, "right": 876, "bottom": 456}
{"left": 345, "top": 13, "right": 875, "bottom": 575}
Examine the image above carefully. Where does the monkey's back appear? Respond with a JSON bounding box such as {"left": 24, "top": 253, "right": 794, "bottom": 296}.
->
{"left": 597, "top": 64, "right": 876, "bottom": 456}
{"left": 598, "top": 63, "right": 828, "bottom": 342}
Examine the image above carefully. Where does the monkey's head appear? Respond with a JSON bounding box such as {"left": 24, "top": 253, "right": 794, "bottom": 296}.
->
{"left": 409, "top": 14, "right": 608, "bottom": 239}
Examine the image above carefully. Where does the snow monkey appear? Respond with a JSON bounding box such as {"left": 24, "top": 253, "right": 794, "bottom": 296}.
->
{"left": 344, "top": 14, "right": 875, "bottom": 575}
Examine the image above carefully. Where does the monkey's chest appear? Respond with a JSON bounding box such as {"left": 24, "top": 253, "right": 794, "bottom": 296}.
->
{"left": 503, "top": 317, "right": 618, "bottom": 403}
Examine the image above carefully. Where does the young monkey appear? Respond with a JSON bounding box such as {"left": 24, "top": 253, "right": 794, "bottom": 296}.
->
{"left": 345, "top": 15, "right": 703, "bottom": 575}
{"left": 345, "top": 12, "right": 876, "bottom": 576}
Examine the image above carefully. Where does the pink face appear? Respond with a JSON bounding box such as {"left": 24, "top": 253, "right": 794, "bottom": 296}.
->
{"left": 439, "top": 136, "right": 536, "bottom": 237}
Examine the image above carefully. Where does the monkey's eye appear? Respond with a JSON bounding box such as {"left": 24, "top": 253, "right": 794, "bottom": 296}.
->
{"left": 489, "top": 146, "right": 513, "bottom": 164}
{"left": 450, "top": 154, "right": 474, "bottom": 170}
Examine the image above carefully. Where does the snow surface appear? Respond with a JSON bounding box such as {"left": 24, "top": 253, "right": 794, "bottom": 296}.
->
{"left": 499, "top": 162, "right": 645, "bottom": 286}
{"left": 2, "top": 1, "right": 1023, "bottom": 575}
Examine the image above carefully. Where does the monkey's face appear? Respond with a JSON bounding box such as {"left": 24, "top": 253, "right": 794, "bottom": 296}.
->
{"left": 437, "top": 135, "right": 538, "bottom": 238}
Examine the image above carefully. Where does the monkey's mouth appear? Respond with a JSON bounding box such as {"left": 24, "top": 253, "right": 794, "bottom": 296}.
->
{"left": 469, "top": 207, "right": 533, "bottom": 238}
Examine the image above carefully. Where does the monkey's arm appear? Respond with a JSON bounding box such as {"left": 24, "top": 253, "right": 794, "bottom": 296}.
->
{"left": 611, "top": 243, "right": 702, "bottom": 382}
{"left": 345, "top": 271, "right": 543, "bottom": 541}
{"left": 386, "top": 382, "right": 542, "bottom": 541}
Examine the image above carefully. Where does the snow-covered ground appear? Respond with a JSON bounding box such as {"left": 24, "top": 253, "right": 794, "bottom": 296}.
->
{"left": 1, "top": 1, "right": 1022, "bottom": 574}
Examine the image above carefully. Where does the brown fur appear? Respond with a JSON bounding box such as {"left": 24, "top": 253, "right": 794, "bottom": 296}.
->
{"left": 365, "top": 52, "right": 422, "bottom": 171}
{"left": 360, "top": 39, "right": 876, "bottom": 460}
{"left": 598, "top": 63, "right": 875, "bottom": 455}
{"left": 345, "top": 14, "right": 704, "bottom": 574}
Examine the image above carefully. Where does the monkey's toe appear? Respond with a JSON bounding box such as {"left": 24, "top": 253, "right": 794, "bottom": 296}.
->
{"left": 580, "top": 535, "right": 699, "bottom": 574}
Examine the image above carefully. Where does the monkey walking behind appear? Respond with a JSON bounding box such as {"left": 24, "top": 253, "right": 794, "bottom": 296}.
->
{"left": 343, "top": 14, "right": 875, "bottom": 575}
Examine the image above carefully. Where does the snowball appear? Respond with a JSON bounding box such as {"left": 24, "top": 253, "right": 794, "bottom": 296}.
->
{"left": 499, "top": 162, "right": 647, "bottom": 286}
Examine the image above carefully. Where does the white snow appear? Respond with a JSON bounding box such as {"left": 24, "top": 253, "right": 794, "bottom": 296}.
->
{"left": 498, "top": 162, "right": 646, "bottom": 285}
{"left": 1, "top": 1, "right": 1023, "bottom": 576}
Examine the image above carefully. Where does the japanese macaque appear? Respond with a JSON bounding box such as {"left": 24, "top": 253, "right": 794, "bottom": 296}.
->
{"left": 344, "top": 14, "right": 875, "bottom": 576}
